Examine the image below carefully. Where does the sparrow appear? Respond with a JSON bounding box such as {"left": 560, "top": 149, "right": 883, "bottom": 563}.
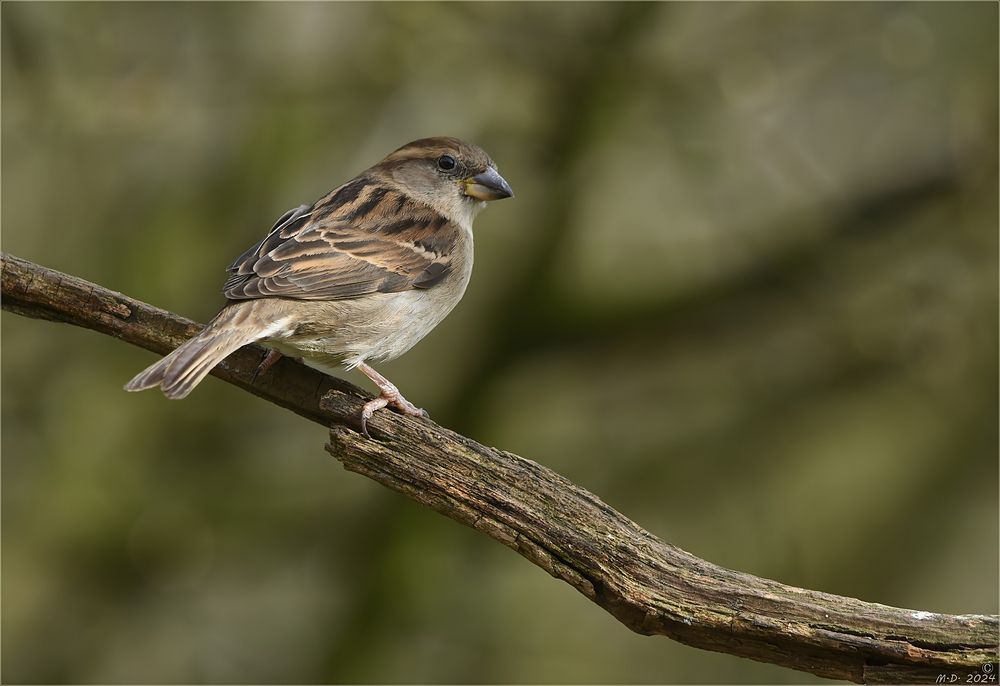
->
{"left": 125, "top": 137, "right": 513, "bottom": 437}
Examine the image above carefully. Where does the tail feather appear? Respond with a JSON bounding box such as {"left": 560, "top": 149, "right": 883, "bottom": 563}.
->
{"left": 124, "top": 304, "right": 277, "bottom": 399}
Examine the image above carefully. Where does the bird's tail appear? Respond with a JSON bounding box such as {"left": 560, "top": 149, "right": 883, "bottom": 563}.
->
{"left": 124, "top": 303, "right": 275, "bottom": 399}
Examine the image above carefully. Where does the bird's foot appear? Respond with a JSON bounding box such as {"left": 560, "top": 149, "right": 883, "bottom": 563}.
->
{"left": 359, "top": 386, "right": 428, "bottom": 439}
{"left": 252, "top": 348, "right": 284, "bottom": 384}
{"left": 355, "top": 361, "right": 429, "bottom": 438}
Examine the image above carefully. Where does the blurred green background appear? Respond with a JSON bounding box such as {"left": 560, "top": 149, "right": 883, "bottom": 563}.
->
{"left": 2, "top": 2, "right": 997, "bottom": 683}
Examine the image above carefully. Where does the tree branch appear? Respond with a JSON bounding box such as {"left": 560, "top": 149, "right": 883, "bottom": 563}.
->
{"left": 3, "top": 252, "right": 997, "bottom": 684}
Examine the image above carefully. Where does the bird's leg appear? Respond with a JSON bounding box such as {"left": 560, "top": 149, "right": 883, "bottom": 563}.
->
{"left": 251, "top": 348, "right": 284, "bottom": 384}
{"left": 356, "top": 362, "right": 428, "bottom": 438}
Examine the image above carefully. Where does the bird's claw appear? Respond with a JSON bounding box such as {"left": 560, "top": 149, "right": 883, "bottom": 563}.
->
{"left": 359, "top": 396, "right": 388, "bottom": 439}
{"left": 358, "top": 392, "right": 428, "bottom": 439}
{"left": 251, "top": 349, "right": 284, "bottom": 384}
{"left": 390, "top": 397, "right": 429, "bottom": 419}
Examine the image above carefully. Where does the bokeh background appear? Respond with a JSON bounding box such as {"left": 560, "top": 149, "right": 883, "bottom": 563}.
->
{"left": 2, "top": 2, "right": 997, "bottom": 683}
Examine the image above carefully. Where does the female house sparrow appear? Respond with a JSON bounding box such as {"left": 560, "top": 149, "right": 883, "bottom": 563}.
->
{"left": 125, "top": 137, "right": 513, "bottom": 436}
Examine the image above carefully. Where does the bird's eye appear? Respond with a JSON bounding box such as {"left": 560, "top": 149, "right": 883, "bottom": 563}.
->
{"left": 437, "top": 155, "right": 457, "bottom": 171}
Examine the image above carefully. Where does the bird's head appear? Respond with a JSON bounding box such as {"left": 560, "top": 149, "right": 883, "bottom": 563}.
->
{"left": 372, "top": 137, "right": 513, "bottom": 224}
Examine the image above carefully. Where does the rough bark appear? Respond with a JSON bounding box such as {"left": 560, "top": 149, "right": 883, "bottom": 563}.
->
{"left": 3, "top": 252, "right": 997, "bottom": 684}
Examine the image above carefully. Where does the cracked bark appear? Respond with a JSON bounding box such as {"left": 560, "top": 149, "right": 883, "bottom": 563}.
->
{"left": 3, "top": 252, "right": 997, "bottom": 684}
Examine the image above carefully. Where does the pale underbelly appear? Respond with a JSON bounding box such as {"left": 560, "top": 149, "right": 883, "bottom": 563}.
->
{"left": 264, "top": 285, "right": 466, "bottom": 371}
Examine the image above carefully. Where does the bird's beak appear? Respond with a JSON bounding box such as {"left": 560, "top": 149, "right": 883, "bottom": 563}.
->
{"left": 464, "top": 167, "right": 514, "bottom": 201}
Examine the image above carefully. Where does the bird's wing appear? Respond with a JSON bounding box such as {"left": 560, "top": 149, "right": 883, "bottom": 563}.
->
{"left": 223, "top": 179, "right": 459, "bottom": 301}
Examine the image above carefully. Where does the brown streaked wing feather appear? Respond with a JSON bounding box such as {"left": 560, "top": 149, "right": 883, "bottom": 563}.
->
{"left": 223, "top": 182, "right": 459, "bottom": 301}
{"left": 227, "top": 204, "right": 313, "bottom": 275}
